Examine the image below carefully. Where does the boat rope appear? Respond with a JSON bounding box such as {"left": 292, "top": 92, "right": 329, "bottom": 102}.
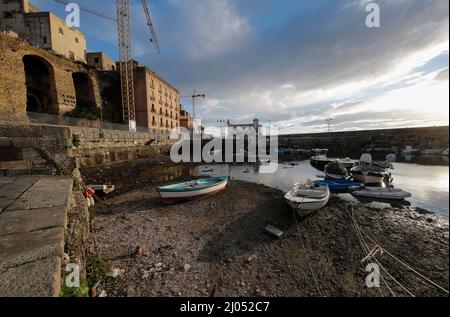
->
{"left": 362, "top": 230, "right": 449, "bottom": 295}
{"left": 361, "top": 245, "right": 383, "bottom": 263}
{"left": 290, "top": 204, "right": 325, "bottom": 297}
{"left": 39, "top": 146, "right": 110, "bottom": 209}
{"left": 346, "top": 204, "right": 395, "bottom": 297}
{"left": 347, "top": 204, "right": 417, "bottom": 297}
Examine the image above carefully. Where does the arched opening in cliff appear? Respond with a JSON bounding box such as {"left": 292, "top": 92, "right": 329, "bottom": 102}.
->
{"left": 23, "top": 55, "right": 58, "bottom": 115}
{"left": 69, "top": 72, "right": 98, "bottom": 120}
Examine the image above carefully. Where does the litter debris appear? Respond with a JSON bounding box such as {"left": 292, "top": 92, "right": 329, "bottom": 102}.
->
{"left": 98, "top": 290, "right": 107, "bottom": 297}
{"left": 107, "top": 268, "right": 125, "bottom": 278}
{"left": 88, "top": 184, "right": 115, "bottom": 195}
{"left": 264, "top": 225, "right": 283, "bottom": 239}
{"left": 183, "top": 264, "right": 191, "bottom": 271}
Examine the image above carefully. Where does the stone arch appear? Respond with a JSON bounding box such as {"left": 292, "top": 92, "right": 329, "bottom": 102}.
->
{"left": 23, "top": 55, "right": 58, "bottom": 114}
{"left": 72, "top": 72, "right": 96, "bottom": 109}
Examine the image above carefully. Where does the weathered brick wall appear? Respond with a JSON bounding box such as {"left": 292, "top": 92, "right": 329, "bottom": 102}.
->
{"left": 0, "top": 32, "right": 101, "bottom": 121}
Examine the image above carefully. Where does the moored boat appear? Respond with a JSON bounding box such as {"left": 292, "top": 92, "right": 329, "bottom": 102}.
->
{"left": 324, "top": 161, "right": 348, "bottom": 179}
{"left": 313, "top": 178, "right": 363, "bottom": 192}
{"left": 310, "top": 156, "right": 356, "bottom": 172}
{"left": 157, "top": 177, "right": 228, "bottom": 201}
{"left": 350, "top": 165, "right": 389, "bottom": 185}
{"left": 284, "top": 182, "right": 330, "bottom": 217}
{"left": 352, "top": 187, "right": 412, "bottom": 200}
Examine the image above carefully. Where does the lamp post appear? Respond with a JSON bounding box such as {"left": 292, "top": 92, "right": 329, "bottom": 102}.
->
{"left": 326, "top": 118, "right": 333, "bottom": 133}
{"left": 217, "top": 118, "right": 225, "bottom": 138}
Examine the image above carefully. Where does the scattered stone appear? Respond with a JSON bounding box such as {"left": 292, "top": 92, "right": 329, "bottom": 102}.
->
{"left": 184, "top": 264, "right": 191, "bottom": 271}
{"left": 98, "top": 290, "right": 107, "bottom": 297}
{"left": 134, "top": 245, "right": 148, "bottom": 256}
{"left": 246, "top": 255, "right": 257, "bottom": 263}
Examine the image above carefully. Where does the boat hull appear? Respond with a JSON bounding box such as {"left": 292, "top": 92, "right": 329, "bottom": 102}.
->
{"left": 158, "top": 178, "right": 228, "bottom": 201}
{"left": 286, "top": 198, "right": 330, "bottom": 217}
{"left": 284, "top": 184, "right": 330, "bottom": 217}
{"left": 350, "top": 172, "right": 385, "bottom": 185}
{"left": 352, "top": 187, "right": 411, "bottom": 200}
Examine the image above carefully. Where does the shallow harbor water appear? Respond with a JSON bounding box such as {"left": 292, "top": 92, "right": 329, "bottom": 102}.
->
{"left": 198, "top": 159, "right": 449, "bottom": 218}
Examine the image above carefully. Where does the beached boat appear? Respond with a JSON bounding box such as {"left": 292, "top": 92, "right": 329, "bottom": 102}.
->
{"left": 313, "top": 178, "right": 363, "bottom": 192}
{"left": 443, "top": 148, "right": 449, "bottom": 156}
{"left": 284, "top": 182, "right": 330, "bottom": 217}
{"left": 324, "top": 161, "right": 348, "bottom": 179}
{"left": 352, "top": 187, "right": 412, "bottom": 200}
{"left": 157, "top": 177, "right": 228, "bottom": 201}
{"left": 350, "top": 165, "right": 389, "bottom": 185}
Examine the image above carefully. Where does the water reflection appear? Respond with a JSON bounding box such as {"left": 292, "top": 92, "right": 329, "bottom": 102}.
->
{"left": 198, "top": 160, "right": 449, "bottom": 218}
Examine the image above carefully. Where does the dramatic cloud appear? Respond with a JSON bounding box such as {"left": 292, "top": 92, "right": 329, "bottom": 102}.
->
{"left": 32, "top": 0, "right": 449, "bottom": 133}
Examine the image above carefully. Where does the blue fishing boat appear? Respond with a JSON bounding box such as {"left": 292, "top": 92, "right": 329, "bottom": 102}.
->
{"left": 313, "top": 178, "right": 363, "bottom": 192}
{"left": 157, "top": 177, "right": 229, "bottom": 201}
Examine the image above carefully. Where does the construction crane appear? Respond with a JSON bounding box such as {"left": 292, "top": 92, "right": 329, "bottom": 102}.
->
{"left": 180, "top": 90, "right": 206, "bottom": 120}
{"left": 49, "top": 0, "right": 160, "bottom": 131}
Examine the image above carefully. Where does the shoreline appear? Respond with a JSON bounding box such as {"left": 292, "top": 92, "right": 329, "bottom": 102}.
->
{"left": 83, "top": 160, "right": 449, "bottom": 297}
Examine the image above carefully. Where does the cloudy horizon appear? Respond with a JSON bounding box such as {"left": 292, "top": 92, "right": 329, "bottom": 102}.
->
{"left": 32, "top": 0, "right": 449, "bottom": 134}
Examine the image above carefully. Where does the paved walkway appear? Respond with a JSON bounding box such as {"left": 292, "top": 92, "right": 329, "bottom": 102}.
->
{"left": 0, "top": 176, "right": 72, "bottom": 297}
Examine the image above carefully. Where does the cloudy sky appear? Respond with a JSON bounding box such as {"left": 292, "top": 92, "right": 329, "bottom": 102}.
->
{"left": 33, "top": 0, "right": 449, "bottom": 133}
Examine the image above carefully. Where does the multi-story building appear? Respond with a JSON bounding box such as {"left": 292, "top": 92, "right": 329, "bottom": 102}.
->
{"left": 0, "top": 0, "right": 86, "bottom": 62}
{"left": 179, "top": 105, "right": 193, "bottom": 130}
{"left": 86, "top": 52, "right": 116, "bottom": 71}
{"left": 133, "top": 63, "right": 180, "bottom": 133}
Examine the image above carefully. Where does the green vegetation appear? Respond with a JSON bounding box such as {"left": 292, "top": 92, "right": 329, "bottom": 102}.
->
{"left": 60, "top": 273, "right": 89, "bottom": 297}
{"left": 86, "top": 257, "right": 110, "bottom": 289}
{"left": 65, "top": 105, "right": 100, "bottom": 121}
{"left": 72, "top": 134, "right": 81, "bottom": 148}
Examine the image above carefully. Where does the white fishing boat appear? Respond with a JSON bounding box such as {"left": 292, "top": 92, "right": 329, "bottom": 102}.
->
{"left": 157, "top": 177, "right": 228, "bottom": 201}
{"left": 350, "top": 165, "right": 389, "bottom": 185}
{"left": 284, "top": 182, "right": 331, "bottom": 217}
{"left": 352, "top": 187, "right": 412, "bottom": 200}
{"left": 402, "top": 146, "right": 420, "bottom": 155}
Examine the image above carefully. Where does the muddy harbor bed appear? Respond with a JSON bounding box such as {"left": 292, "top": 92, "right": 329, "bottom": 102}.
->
{"left": 83, "top": 160, "right": 449, "bottom": 297}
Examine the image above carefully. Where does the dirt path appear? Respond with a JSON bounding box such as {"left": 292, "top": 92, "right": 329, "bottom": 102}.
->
{"left": 88, "top": 178, "right": 449, "bottom": 297}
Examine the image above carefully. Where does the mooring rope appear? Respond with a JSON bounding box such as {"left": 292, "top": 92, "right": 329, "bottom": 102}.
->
{"left": 346, "top": 204, "right": 395, "bottom": 297}
{"left": 347, "top": 204, "right": 417, "bottom": 297}
{"left": 290, "top": 205, "right": 325, "bottom": 297}
{"left": 362, "top": 230, "right": 449, "bottom": 295}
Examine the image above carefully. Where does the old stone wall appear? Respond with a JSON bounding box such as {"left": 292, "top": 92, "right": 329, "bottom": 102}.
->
{"left": 0, "top": 32, "right": 101, "bottom": 121}
{"left": 279, "top": 126, "right": 449, "bottom": 154}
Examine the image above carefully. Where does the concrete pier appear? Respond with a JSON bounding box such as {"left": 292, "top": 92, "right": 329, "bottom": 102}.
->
{"left": 0, "top": 175, "right": 72, "bottom": 297}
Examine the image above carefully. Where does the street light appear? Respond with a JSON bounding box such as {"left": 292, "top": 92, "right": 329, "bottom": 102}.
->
{"left": 326, "top": 118, "right": 333, "bottom": 133}
{"left": 217, "top": 118, "right": 225, "bottom": 138}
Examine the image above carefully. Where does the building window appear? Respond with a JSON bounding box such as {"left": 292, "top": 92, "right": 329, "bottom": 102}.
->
{"left": 94, "top": 57, "right": 99, "bottom": 64}
{"left": 59, "top": 27, "right": 64, "bottom": 35}
{"left": 42, "top": 36, "right": 47, "bottom": 44}
{"left": 69, "top": 51, "right": 75, "bottom": 60}
{"left": 75, "top": 37, "right": 79, "bottom": 44}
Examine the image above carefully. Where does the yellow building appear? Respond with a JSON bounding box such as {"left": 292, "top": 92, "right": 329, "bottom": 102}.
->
{"left": 133, "top": 63, "right": 180, "bottom": 133}
{"left": 0, "top": 0, "right": 87, "bottom": 62}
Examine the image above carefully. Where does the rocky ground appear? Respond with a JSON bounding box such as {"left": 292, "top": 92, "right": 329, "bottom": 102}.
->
{"left": 83, "top": 160, "right": 449, "bottom": 297}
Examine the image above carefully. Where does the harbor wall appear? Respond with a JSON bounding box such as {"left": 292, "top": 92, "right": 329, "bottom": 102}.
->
{"left": 278, "top": 126, "right": 449, "bottom": 154}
